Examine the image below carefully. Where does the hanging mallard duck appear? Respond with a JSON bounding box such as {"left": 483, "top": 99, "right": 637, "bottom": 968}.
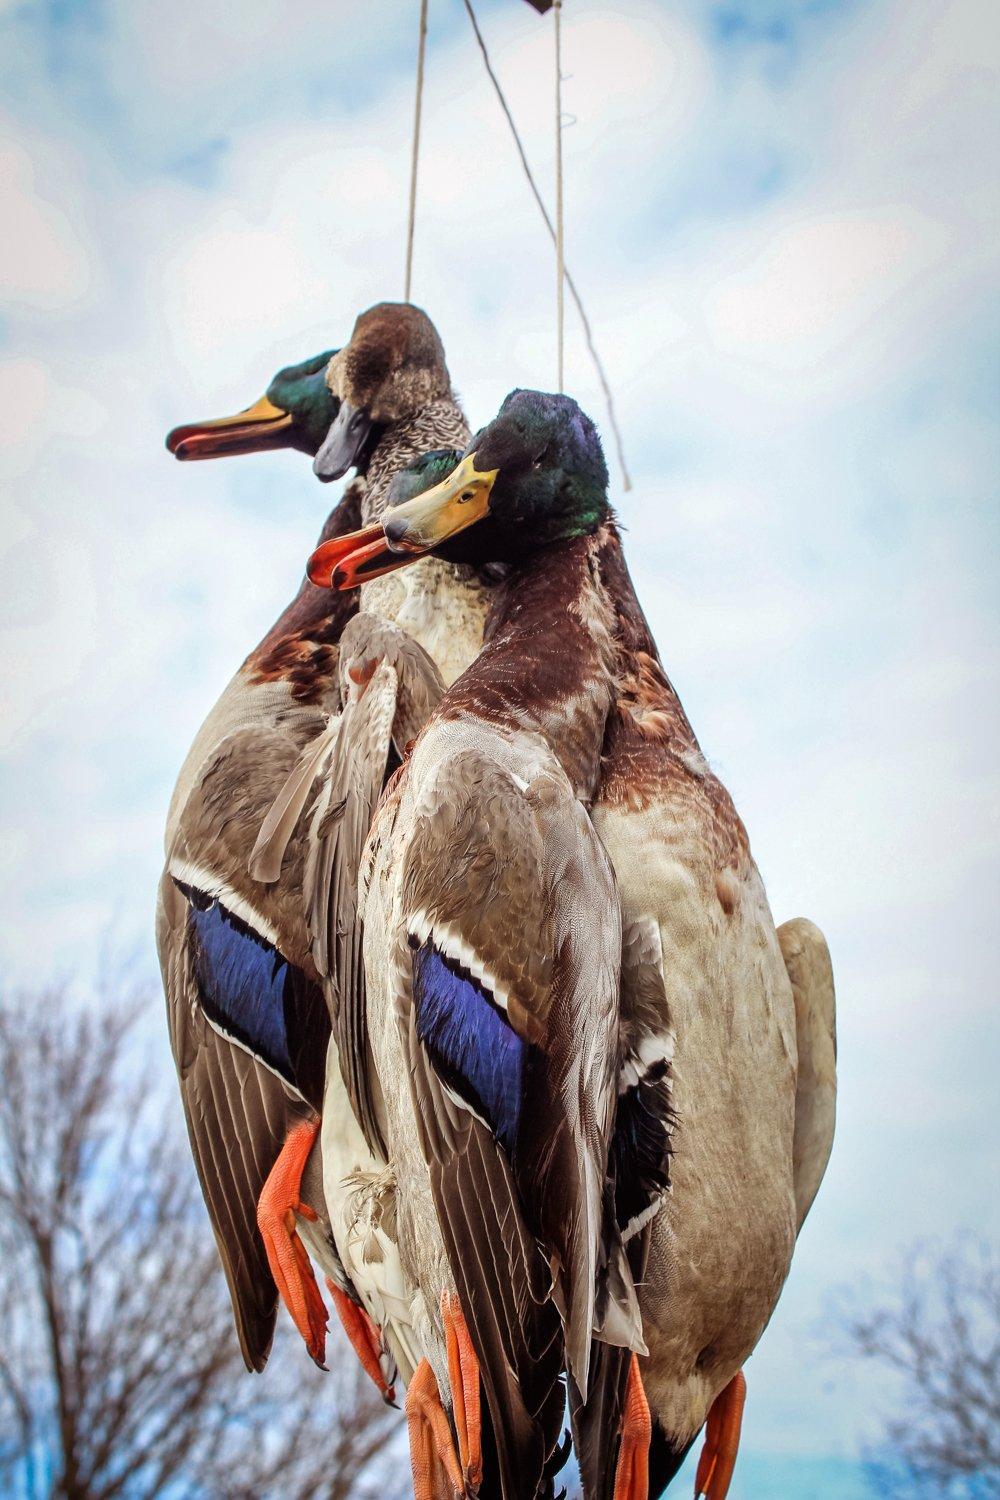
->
{"left": 158, "top": 305, "right": 474, "bottom": 1387}
{"left": 307, "top": 389, "right": 836, "bottom": 1498}
{"left": 158, "top": 4, "right": 836, "bottom": 1498}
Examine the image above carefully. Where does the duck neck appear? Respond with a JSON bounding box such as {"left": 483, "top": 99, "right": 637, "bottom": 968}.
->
{"left": 361, "top": 396, "right": 471, "bottom": 522}
{"left": 243, "top": 480, "right": 365, "bottom": 705}
{"left": 442, "top": 527, "right": 622, "bottom": 799}
{"left": 357, "top": 395, "right": 493, "bottom": 687}
{"left": 588, "top": 522, "right": 704, "bottom": 775}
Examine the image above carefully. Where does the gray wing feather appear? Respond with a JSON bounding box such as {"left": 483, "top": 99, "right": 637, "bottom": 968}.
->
{"left": 778, "top": 916, "right": 837, "bottom": 1230}
{"left": 402, "top": 999, "right": 566, "bottom": 1500}
{"left": 302, "top": 616, "right": 447, "bottom": 1160}
{"left": 398, "top": 744, "right": 642, "bottom": 1395}
{"left": 158, "top": 874, "right": 287, "bottom": 1372}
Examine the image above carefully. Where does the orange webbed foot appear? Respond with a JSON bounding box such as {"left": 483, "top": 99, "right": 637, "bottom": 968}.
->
{"left": 406, "top": 1357, "right": 466, "bottom": 1500}
{"left": 256, "top": 1117, "right": 328, "bottom": 1367}
{"left": 694, "top": 1369, "right": 747, "bottom": 1500}
{"left": 327, "top": 1279, "right": 396, "bottom": 1405}
{"left": 613, "top": 1353, "right": 652, "bottom": 1500}
{"left": 441, "top": 1289, "right": 482, "bottom": 1493}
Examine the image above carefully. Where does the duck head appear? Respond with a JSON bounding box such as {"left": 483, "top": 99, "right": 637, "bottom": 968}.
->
{"left": 308, "top": 390, "right": 611, "bottom": 589}
{"left": 165, "top": 349, "right": 339, "bottom": 461}
{"left": 312, "top": 302, "right": 453, "bottom": 482}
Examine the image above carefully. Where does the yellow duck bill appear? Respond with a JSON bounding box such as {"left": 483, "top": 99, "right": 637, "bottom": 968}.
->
{"left": 307, "top": 454, "right": 498, "bottom": 591}
{"left": 166, "top": 394, "right": 294, "bottom": 460}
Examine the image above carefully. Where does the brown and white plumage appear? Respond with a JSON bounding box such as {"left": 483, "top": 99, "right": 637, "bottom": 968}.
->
{"left": 158, "top": 482, "right": 366, "bottom": 1369}
{"left": 573, "top": 523, "right": 838, "bottom": 1493}
{"left": 540, "top": 521, "right": 832, "bottom": 1495}
{"left": 313, "top": 389, "right": 837, "bottom": 1498}
{"left": 357, "top": 688, "right": 644, "bottom": 1498}
{"left": 158, "top": 306, "right": 489, "bottom": 1385}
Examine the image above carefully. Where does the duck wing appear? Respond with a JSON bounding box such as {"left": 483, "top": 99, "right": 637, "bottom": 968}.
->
{"left": 253, "top": 615, "right": 446, "bottom": 1160}
{"left": 158, "top": 873, "right": 288, "bottom": 1370}
{"left": 383, "top": 736, "right": 644, "bottom": 1495}
{"left": 159, "top": 483, "right": 369, "bottom": 1366}
{"left": 777, "top": 917, "right": 836, "bottom": 1229}
{"left": 572, "top": 915, "right": 676, "bottom": 1498}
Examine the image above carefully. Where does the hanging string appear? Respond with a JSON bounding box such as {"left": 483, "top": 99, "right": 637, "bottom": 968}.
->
{"left": 553, "top": 0, "right": 565, "bottom": 393}
{"left": 462, "top": 0, "right": 632, "bottom": 490}
{"left": 404, "top": 0, "right": 429, "bottom": 303}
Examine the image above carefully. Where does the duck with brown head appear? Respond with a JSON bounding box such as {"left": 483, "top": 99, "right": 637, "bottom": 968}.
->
{"left": 312, "top": 302, "right": 496, "bottom": 687}
{"left": 157, "top": 307, "right": 498, "bottom": 1432}
{"left": 313, "top": 303, "right": 457, "bottom": 490}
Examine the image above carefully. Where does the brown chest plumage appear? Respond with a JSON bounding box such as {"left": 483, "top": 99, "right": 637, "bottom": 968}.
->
{"left": 245, "top": 486, "right": 364, "bottom": 704}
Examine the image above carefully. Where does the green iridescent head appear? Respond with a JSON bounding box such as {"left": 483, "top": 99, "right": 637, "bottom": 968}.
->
{"left": 166, "top": 349, "right": 339, "bottom": 461}
{"left": 386, "top": 449, "right": 463, "bottom": 507}
{"left": 307, "top": 393, "right": 613, "bottom": 591}
{"left": 383, "top": 390, "right": 611, "bottom": 564}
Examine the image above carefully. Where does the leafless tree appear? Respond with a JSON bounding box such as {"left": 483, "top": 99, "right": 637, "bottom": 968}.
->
{"left": 841, "top": 1238, "right": 1000, "bottom": 1498}
{"left": 0, "top": 979, "right": 409, "bottom": 1500}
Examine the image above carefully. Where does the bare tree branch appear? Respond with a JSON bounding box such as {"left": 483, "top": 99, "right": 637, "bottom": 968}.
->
{"left": 0, "top": 978, "right": 409, "bottom": 1500}
{"left": 838, "top": 1237, "right": 1000, "bottom": 1498}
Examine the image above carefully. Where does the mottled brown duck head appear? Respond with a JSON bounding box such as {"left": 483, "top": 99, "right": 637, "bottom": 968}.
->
{"left": 312, "top": 302, "right": 452, "bottom": 483}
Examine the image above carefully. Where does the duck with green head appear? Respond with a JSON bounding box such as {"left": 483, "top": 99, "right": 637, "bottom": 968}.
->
{"left": 157, "top": 307, "right": 490, "bottom": 1419}
{"left": 311, "top": 389, "right": 836, "bottom": 1500}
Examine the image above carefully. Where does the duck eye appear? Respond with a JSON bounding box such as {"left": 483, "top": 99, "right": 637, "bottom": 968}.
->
{"left": 458, "top": 489, "right": 476, "bottom": 504}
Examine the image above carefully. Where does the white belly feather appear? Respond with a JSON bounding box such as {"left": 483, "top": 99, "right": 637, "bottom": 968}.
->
{"left": 361, "top": 559, "right": 491, "bottom": 689}
{"left": 319, "top": 1037, "right": 431, "bottom": 1388}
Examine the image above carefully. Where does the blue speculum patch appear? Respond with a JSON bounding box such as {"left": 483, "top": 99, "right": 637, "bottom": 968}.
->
{"left": 412, "top": 940, "right": 526, "bottom": 1155}
{"left": 186, "top": 893, "right": 294, "bottom": 1082}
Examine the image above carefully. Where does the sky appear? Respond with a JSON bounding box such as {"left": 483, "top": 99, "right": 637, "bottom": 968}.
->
{"left": 1, "top": 0, "right": 998, "bottom": 1493}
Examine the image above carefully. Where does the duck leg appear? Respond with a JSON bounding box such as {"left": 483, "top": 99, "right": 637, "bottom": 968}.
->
{"left": 613, "top": 1354, "right": 652, "bottom": 1500}
{"left": 326, "top": 1279, "right": 396, "bottom": 1405}
{"left": 406, "top": 1358, "right": 467, "bottom": 1500}
{"left": 256, "top": 1117, "right": 329, "bottom": 1367}
{"left": 694, "top": 1370, "right": 747, "bottom": 1500}
{"left": 441, "top": 1290, "right": 483, "bottom": 1492}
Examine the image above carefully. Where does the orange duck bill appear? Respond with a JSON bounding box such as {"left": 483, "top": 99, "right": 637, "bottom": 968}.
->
{"left": 307, "top": 454, "right": 498, "bottom": 591}
{"left": 307, "top": 523, "right": 410, "bottom": 590}
{"left": 166, "top": 394, "right": 295, "bottom": 460}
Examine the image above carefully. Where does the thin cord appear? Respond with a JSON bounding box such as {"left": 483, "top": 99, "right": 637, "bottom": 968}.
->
{"left": 404, "top": 0, "right": 429, "bottom": 303}
{"left": 462, "top": 0, "right": 632, "bottom": 489}
{"left": 554, "top": 0, "right": 565, "bottom": 393}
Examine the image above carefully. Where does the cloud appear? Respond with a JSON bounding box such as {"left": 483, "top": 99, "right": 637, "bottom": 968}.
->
{"left": 704, "top": 207, "right": 950, "bottom": 381}
{"left": 0, "top": 0, "right": 997, "bottom": 1467}
{"left": 0, "top": 125, "right": 96, "bottom": 312}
